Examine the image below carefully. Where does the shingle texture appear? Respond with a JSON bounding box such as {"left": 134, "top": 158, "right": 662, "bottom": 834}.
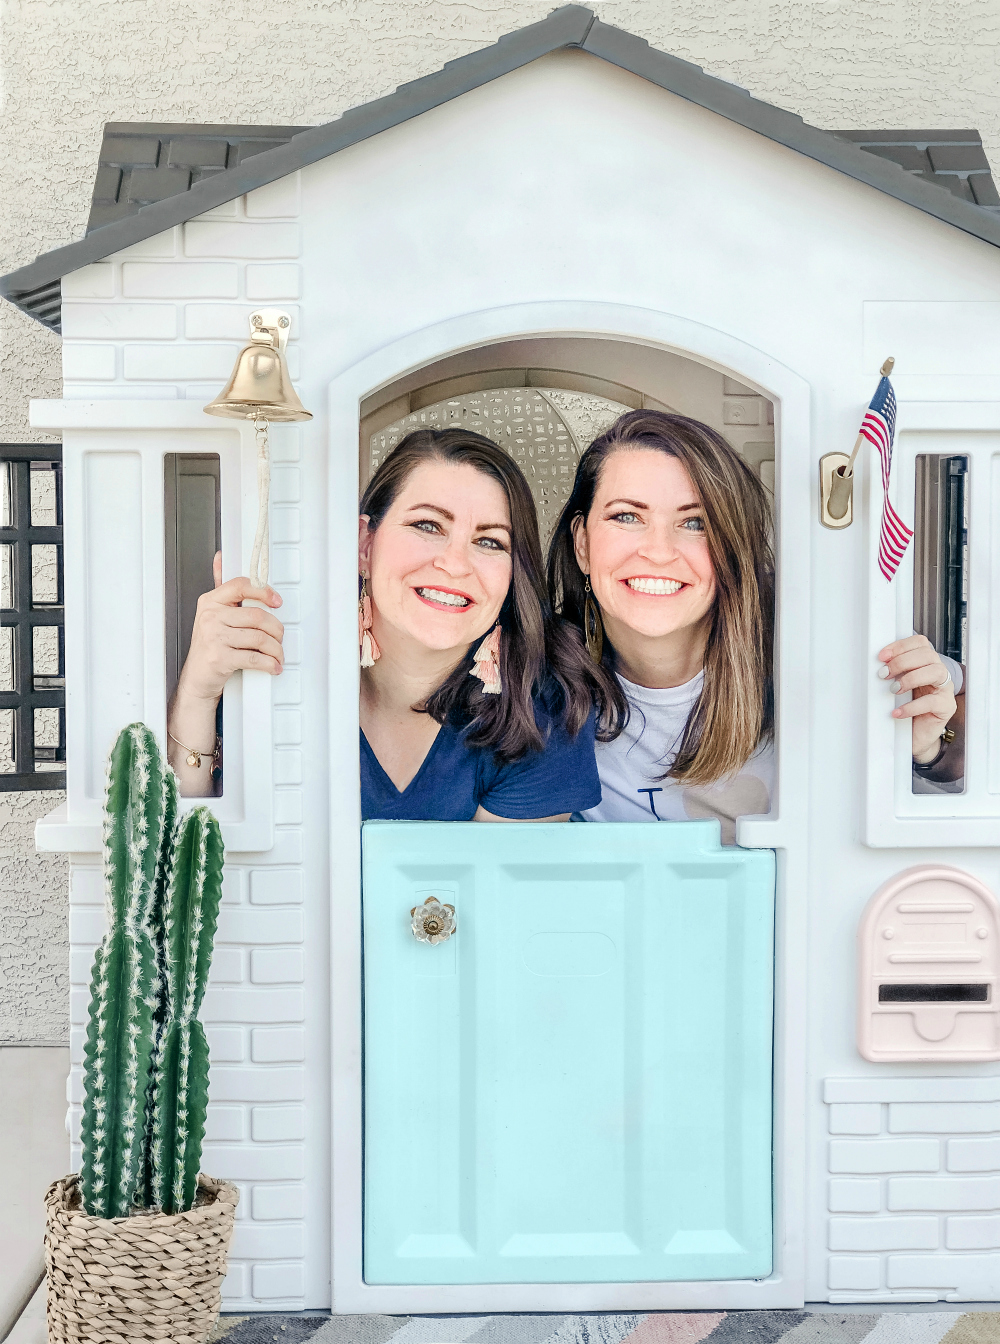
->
{"left": 834, "top": 129, "right": 1000, "bottom": 210}
{"left": 86, "top": 123, "right": 309, "bottom": 232}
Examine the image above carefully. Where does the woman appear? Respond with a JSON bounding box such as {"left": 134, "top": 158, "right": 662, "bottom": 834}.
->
{"left": 169, "top": 427, "right": 601, "bottom": 821}
{"left": 547, "top": 409, "right": 963, "bottom": 841}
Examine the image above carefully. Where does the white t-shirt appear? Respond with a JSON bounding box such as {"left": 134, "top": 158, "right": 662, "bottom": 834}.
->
{"left": 582, "top": 670, "right": 774, "bottom": 844}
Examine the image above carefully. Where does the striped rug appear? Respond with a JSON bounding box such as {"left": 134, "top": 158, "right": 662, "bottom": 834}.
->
{"left": 210, "top": 1310, "right": 1000, "bottom": 1344}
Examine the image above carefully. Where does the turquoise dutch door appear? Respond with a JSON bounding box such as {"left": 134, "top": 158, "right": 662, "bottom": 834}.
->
{"left": 362, "top": 820, "right": 775, "bottom": 1285}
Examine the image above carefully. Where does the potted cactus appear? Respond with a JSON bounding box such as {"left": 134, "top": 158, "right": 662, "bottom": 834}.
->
{"left": 43, "top": 724, "right": 238, "bottom": 1344}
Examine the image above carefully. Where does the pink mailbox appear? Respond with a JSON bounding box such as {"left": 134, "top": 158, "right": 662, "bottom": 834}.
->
{"left": 858, "top": 865, "right": 1000, "bottom": 1063}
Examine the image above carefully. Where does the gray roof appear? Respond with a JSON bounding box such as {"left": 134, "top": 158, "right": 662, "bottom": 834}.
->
{"left": 5, "top": 3, "right": 1000, "bottom": 333}
{"left": 86, "top": 123, "right": 309, "bottom": 233}
{"left": 833, "top": 129, "right": 999, "bottom": 209}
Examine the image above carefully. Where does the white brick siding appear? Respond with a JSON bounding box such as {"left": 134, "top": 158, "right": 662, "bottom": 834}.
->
{"left": 829, "top": 1180, "right": 881, "bottom": 1213}
{"left": 245, "top": 177, "right": 301, "bottom": 219}
{"left": 824, "top": 1078, "right": 1000, "bottom": 1300}
{"left": 829, "top": 1218, "right": 939, "bottom": 1252}
{"left": 888, "top": 1177, "right": 1000, "bottom": 1211}
{"left": 828, "top": 1257, "right": 880, "bottom": 1291}
{"left": 251, "top": 1028, "right": 306, "bottom": 1063}
{"left": 829, "top": 1104, "right": 881, "bottom": 1135}
{"left": 122, "top": 260, "right": 239, "bottom": 298}
{"left": 245, "top": 264, "right": 301, "bottom": 299}
{"left": 253, "top": 1263, "right": 305, "bottom": 1299}
{"left": 62, "top": 303, "right": 179, "bottom": 340}
{"left": 948, "top": 1138, "right": 1000, "bottom": 1171}
{"left": 62, "top": 189, "right": 315, "bottom": 1305}
{"left": 249, "top": 870, "right": 303, "bottom": 904}
{"left": 183, "top": 221, "right": 301, "bottom": 257}
{"left": 886, "top": 1255, "right": 1000, "bottom": 1295}
{"left": 829, "top": 1139, "right": 940, "bottom": 1173}
{"left": 61, "top": 183, "right": 303, "bottom": 403}
{"left": 253, "top": 1185, "right": 305, "bottom": 1220}
{"left": 252, "top": 949, "right": 305, "bottom": 983}
{"left": 947, "top": 1216, "right": 1000, "bottom": 1250}
{"left": 890, "top": 1103, "right": 1000, "bottom": 1133}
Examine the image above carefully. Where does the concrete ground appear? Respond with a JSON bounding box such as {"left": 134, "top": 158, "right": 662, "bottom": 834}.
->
{"left": 0, "top": 1047, "right": 69, "bottom": 1341}
{"left": 7, "top": 1292, "right": 1000, "bottom": 1344}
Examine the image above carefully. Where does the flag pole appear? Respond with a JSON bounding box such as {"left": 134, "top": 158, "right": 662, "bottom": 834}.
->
{"left": 827, "top": 356, "right": 894, "bottom": 521}
{"left": 842, "top": 356, "right": 895, "bottom": 481}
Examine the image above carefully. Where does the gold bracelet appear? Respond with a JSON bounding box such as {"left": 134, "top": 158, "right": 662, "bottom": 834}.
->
{"left": 168, "top": 730, "right": 220, "bottom": 769}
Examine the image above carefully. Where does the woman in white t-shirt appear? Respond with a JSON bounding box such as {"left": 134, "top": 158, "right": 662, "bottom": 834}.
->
{"left": 547, "top": 410, "right": 964, "bottom": 842}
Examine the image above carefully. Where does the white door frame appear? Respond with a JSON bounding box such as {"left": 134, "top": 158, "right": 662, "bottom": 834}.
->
{"left": 327, "top": 300, "right": 811, "bottom": 1312}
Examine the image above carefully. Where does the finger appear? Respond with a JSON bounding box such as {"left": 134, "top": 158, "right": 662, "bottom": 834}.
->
{"left": 221, "top": 608, "right": 285, "bottom": 641}
{"left": 888, "top": 665, "right": 951, "bottom": 694}
{"left": 878, "top": 648, "right": 943, "bottom": 680}
{"left": 225, "top": 630, "right": 285, "bottom": 664}
{"left": 892, "top": 694, "right": 954, "bottom": 721}
{"left": 876, "top": 650, "right": 940, "bottom": 682}
{"left": 225, "top": 649, "right": 282, "bottom": 676}
{"left": 205, "top": 576, "right": 282, "bottom": 609}
{"left": 213, "top": 551, "right": 222, "bottom": 589}
{"left": 877, "top": 634, "right": 933, "bottom": 664}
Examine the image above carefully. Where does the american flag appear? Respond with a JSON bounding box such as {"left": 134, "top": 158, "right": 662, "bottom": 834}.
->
{"left": 859, "top": 375, "right": 912, "bottom": 580}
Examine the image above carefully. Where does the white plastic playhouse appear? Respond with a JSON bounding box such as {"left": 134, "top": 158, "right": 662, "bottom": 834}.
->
{"left": 5, "top": 4, "right": 1000, "bottom": 1313}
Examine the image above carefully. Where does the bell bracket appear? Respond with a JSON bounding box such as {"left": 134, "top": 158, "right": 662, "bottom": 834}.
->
{"left": 249, "top": 308, "right": 292, "bottom": 352}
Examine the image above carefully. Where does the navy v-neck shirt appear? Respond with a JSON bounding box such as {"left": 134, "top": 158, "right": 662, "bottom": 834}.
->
{"left": 360, "top": 704, "right": 600, "bottom": 821}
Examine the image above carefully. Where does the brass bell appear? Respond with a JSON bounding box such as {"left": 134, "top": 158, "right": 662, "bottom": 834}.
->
{"left": 203, "top": 309, "right": 311, "bottom": 589}
{"left": 204, "top": 309, "right": 312, "bottom": 423}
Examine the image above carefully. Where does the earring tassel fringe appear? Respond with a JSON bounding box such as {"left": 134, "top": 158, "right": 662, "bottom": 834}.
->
{"left": 472, "top": 625, "right": 502, "bottom": 695}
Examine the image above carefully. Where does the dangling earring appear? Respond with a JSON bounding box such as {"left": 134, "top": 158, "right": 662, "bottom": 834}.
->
{"left": 471, "top": 623, "right": 502, "bottom": 694}
{"left": 583, "top": 576, "right": 604, "bottom": 665}
{"left": 359, "top": 574, "right": 381, "bottom": 668}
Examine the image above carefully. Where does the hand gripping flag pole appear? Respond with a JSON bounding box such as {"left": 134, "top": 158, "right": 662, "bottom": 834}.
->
{"left": 827, "top": 357, "right": 913, "bottom": 579}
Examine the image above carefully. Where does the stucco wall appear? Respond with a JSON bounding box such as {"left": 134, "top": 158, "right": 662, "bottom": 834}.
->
{"left": 0, "top": 0, "right": 998, "bottom": 1037}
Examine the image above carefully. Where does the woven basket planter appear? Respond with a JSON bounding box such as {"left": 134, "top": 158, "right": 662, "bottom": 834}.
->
{"left": 44, "top": 1173, "right": 239, "bottom": 1344}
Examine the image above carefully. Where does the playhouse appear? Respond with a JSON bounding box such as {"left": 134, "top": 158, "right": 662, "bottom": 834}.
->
{"left": 5, "top": 2, "right": 1000, "bottom": 1313}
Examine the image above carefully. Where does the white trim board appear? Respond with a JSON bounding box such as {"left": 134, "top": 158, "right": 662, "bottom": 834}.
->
{"left": 26, "top": 402, "right": 276, "bottom": 854}
{"left": 864, "top": 402, "right": 1000, "bottom": 847}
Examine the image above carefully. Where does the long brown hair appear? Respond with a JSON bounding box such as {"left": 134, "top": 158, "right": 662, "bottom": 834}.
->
{"left": 361, "top": 427, "right": 599, "bottom": 761}
{"left": 547, "top": 410, "right": 774, "bottom": 785}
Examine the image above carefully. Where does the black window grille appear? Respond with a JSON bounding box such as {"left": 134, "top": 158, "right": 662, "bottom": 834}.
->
{"left": 940, "top": 455, "right": 968, "bottom": 665}
{"left": 0, "top": 446, "right": 65, "bottom": 789}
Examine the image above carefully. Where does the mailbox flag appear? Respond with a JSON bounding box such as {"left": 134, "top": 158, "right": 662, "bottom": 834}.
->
{"left": 859, "top": 375, "right": 912, "bottom": 580}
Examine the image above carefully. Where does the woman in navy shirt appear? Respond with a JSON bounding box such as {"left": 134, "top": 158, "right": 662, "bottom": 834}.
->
{"left": 357, "top": 428, "right": 600, "bottom": 821}
{"left": 168, "top": 426, "right": 600, "bottom": 817}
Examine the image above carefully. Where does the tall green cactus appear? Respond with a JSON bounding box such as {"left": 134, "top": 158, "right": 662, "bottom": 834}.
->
{"left": 80, "top": 724, "right": 225, "bottom": 1217}
{"left": 149, "top": 806, "right": 224, "bottom": 1214}
{"left": 80, "top": 724, "right": 177, "bottom": 1218}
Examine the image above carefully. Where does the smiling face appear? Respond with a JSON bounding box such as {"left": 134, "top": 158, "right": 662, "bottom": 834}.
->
{"left": 573, "top": 447, "right": 717, "bottom": 645}
{"left": 359, "top": 458, "right": 513, "bottom": 656}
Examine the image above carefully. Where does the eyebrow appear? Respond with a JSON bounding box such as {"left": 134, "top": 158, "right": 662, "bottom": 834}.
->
{"left": 406, "top": 503, "right": 511, "bottom": 533}
{"left": 604, "top": 497, "right": 702, "bottom": 512}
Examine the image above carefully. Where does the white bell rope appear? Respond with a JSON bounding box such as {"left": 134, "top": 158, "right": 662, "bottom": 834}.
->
{"left": 249, "top": 414, "right": 270, "bottom": 590}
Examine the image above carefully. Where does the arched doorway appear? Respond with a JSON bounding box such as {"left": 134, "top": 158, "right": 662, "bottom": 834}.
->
{"left": 359, "top": 336, "right": 775, "bottom": 545}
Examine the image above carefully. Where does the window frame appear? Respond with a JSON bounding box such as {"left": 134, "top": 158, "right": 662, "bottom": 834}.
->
{"left": 864, "top": 406, "right": 1000, "bottom": 845}
{"left": 0, "top": 444, "right": 65, "bottom": 791}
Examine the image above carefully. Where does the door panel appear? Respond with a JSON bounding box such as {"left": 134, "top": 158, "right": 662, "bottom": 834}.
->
{"left": 362, "top": 821, "right": 774, "bottom": 1285}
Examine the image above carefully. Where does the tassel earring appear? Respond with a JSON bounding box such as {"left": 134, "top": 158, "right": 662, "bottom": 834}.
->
{"left": 359, "top": 574, "right": 381, "bottom": 668}
{"left": 471, "top": 623, "right": 502, "bottom": 695}
{"left": 583, "top": 576, "right": 604, "bottom": 665}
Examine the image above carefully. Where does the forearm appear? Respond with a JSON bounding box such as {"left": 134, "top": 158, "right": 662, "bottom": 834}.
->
{"left": 914, "top": 691, "right": 966, "bottom": 784}
{"left": 167, "top": 690, "right": 220, "bottom": 797}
